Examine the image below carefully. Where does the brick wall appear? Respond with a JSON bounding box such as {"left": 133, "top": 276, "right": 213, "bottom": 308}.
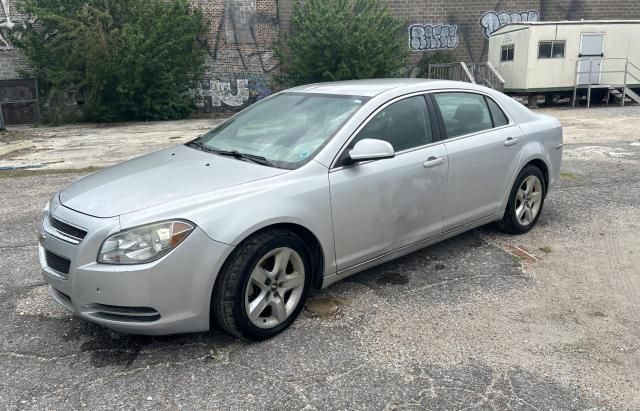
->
{"left": 189, "top": 0, "right": 280, "bottom": 111}
{"left": 278, "top": 0, "right": 640, "bottom": 65}
{"left": 2, "top": 0, "right": 640, "bottom": 113}
{"left": 0, "top": 0, "right": 28, "bottom": 79}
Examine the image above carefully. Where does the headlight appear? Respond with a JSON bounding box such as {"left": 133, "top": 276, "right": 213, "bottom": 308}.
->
{"left": 98, "top": 220, "right": 195, "bottom": 264}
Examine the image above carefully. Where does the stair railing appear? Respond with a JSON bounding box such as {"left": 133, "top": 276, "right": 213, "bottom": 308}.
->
{"left": 573, "top": 57, "right": 639, "bottom": 107}
{"left": 428, "top": 62, "right": 475, "bottom": 84}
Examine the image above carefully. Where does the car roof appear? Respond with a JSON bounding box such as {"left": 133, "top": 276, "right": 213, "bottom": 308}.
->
{"left": 286, "top": 79, "right": 472, "bottom": 97}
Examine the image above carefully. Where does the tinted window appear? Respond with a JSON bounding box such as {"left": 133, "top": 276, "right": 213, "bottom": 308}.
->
{"left": 485, "top": 97, "right": 509, "bottom": 127}
{"left": 433, "top": 93, "right": 493, "bottom": 138}
{"left": 352, "top": 96, "right": 431, "bottom": 152}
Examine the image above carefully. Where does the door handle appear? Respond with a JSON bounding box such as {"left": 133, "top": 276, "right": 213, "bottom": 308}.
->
{"left": 504, "top": 137, "right": 519, "bottom": 146}
{"left": 423, "top": 156, "right": 444, "bottom": 168}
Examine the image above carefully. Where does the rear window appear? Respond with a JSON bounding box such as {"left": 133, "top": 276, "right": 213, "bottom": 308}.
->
{"left": 433, "top": 92, "right": 493, "bottom": 138}
{"left": 485, "top": 97, "right": 509, "bottom": 127}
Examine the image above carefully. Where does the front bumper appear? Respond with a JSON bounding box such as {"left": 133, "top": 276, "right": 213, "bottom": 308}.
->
{"left": 38, "top": 198, "right": 234, "bottom": 335}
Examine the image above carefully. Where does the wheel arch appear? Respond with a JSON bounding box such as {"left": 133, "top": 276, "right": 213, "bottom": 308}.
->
{"left": 524, "top": 158, "right": 549, "bottom": 195}
{"left": 223, "top": 222, "right": 326, "bottom": 291}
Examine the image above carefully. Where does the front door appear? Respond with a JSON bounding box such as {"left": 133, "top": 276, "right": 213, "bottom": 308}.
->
{"left": 329, "top": 95, "right": 448, "bottom": 271}
{"left": 578, "top": 33, "right": 605, "bottom": 85}
{"left": 432, "top": 92, "right": 523, "bottom": 230}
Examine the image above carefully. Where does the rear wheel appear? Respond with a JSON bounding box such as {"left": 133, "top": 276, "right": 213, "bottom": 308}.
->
{"left": 497, "top": 165, "right": 546, "bottom": 234}
{"left": 212, "top": 229, "right": 311, "bottom": 340}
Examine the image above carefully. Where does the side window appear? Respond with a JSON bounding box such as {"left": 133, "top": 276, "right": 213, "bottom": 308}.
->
{"left": 501, "top": 44, "right": 514, "bottom": 62}
{"left": 351, "top": 96, "right": 432, "bottom": 152}
{"left": 485, "top": 97, "right": 509, "bottom": 127}
{"left": 433, "top": 92, "right": 493, "bottom": 138}
{"left": 538, "top": 40, "right": 565, "bottom": 59}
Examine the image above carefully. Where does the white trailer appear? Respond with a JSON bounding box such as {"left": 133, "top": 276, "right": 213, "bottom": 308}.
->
{"left": 487, "top": 20, "right": 640, "bottom": 106}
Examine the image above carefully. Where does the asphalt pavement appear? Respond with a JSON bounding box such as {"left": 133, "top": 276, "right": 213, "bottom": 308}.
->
{"left": 1, "top": 140, "right": 639, "bottom": 409}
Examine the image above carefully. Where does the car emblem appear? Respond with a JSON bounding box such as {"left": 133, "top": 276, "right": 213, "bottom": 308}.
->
{"left": 38, "top": 232, "right": 47, "bottom": 243}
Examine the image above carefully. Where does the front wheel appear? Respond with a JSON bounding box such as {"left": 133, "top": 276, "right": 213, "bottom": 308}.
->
{"left": 212, "top": 229, "right": 311, "bottom": 340}
{"left": 497, "top": 165, "right": 546, "bottom": 234}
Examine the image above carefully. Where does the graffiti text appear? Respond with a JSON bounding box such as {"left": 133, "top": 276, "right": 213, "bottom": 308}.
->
{"left": 409, "top": 24, "right": 458, "bottom": 51}
{"left": 479, "top": 10, "right": 540, "bottom": 38}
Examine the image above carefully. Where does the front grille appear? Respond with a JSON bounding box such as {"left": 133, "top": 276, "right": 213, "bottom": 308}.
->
{"left": 45, "top": 250, "right": 71, "bottom": 275}
{"left": 49, "top": 216, "right": 87, "bottom": 241}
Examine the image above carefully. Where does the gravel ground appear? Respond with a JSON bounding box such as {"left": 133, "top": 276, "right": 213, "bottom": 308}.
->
{"left": 1, "top": 105, "right": 639, "bottom": 170}
{"left": 1, "top": 117, "right": 639, "bottom": 409}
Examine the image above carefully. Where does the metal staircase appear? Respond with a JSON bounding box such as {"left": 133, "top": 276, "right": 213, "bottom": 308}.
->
{"left": 608, "top": 86, "right": 640, "bottom": 105}
{"left": 573, "top": 58, "right": 640, "bottom": 107}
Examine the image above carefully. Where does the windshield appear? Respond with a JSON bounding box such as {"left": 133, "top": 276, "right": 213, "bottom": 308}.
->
{"left": 192, "top": 93, "right": 367, "bottom": 169}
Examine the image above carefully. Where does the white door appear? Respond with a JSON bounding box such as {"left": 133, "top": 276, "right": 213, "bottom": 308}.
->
{"left": 578, "top": 33, "right": 605, "bottom": 85}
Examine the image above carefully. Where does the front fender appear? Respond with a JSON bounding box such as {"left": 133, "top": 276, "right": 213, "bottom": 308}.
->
{"left": 120, "top": 161, "right": 337, "bottom": 277}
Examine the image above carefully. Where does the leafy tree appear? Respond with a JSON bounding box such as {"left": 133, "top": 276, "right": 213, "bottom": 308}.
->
{"left": 11, "top": 0, "right": 208, "bottom": 122}
{"left": 277, "top": 0, "right": 407, "bottom": 85}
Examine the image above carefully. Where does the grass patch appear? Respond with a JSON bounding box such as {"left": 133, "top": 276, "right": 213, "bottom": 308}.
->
{"left": 560, "top": 172, "right": 578, "bottom": 180}
{"left": 0, "top": 166, "right": 102, "bottom": 179}
{"left": 511, "top": 254, "right": 526, "bottom": 265}
{"left": 539, "top": 246, "right": 553, "bottom": 254}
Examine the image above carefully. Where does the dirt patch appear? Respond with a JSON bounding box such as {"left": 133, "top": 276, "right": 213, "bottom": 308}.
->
{"left": 504, "top": 245, "right": 538, "bottom": 264}
{"left": 305, "top": 297, "right": 351, "bottom": 318}
{"left": 0, "top": 166, "right": 101, "bottom": 179}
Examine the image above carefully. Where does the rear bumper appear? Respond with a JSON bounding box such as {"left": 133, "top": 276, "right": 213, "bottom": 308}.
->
{"left": 39, "top": 200, "right": 234, "bottom": 335}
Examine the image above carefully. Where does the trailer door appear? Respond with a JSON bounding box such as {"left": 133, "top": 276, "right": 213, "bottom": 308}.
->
{"left": 578, "top": 33, "right": 605, "bottom": 85}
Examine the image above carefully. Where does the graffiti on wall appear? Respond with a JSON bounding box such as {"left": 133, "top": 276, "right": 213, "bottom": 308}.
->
{"left": 224, "top": 0, "right": 256, "bottom": 44}
{"left": 0, "top": 0, "right": 14, "bottom": 49}
{"left": 409, "top": 24, "right": 459, "bottom": 51}
{"left": 194, "top": 0, "right": 278, "bottom": 110}
{"left": 0, "top": 0, "right": 14, "bottom": 28}
{"left": 194, "top": 78, "right": 272, "bottom": 111}
{"left": 479, "top": 10, "right": 540, "bottom": 38}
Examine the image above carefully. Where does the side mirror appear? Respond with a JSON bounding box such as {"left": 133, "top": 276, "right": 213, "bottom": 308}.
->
{"left": 346, "top": 139, "right": 395, "bottom": 165}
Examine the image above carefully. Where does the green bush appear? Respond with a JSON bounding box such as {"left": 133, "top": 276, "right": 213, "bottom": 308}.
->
{"left": 11, "top": 0, "right": 208, "bottom": 122}
{"left": 277, "top": 0, "right": 407, "bottom": 85}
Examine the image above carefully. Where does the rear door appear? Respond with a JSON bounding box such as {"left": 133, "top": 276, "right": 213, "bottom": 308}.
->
{"left": 431, "top": 91, "right": 523, "bottom": 230}
{"left": 578, "top": 33, "right": 605, "bottom": 85}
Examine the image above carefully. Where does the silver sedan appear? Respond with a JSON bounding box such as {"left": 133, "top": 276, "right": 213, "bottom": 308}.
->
{"left": 38, "top": 79, "right": 563, "bottom": 340}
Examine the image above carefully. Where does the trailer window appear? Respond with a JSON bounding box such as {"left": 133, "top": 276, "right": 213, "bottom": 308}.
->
{"left": 501, "top": 44, "right": 514, "bottom": 62}
{"left": 538, "top": 41, "right": 565, "bottom": 59}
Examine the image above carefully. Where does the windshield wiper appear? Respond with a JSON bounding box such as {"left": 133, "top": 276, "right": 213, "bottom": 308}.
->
{"left": 186, "top": 140, "right": 213, "bottom": 152}
{"left": 213, "top": 149, "right": 274, "bottom": 167}
{"left": 186, "top": 141, "right": 273, "bottom": 167}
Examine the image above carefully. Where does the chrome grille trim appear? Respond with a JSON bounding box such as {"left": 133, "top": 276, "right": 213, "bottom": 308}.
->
{"left": 49, "top": 216, "right": 87, "bottom": 240}
{"left": 43, "top": 212, "right": 87, "bottom": 245}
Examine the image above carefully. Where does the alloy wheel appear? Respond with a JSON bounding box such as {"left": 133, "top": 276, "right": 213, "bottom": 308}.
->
{"left": 244, "top": 247, "right": 306, "bottom": 329}
{"left": 515, "top": 175, "right": 543, "bottom": 226}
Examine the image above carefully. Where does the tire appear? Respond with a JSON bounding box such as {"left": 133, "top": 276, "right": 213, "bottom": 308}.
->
{"left": 497, "top": 165, "right": 546, "bottom": 234}
{"left": 212, "top": 229, "right": 311, "bottom": 340}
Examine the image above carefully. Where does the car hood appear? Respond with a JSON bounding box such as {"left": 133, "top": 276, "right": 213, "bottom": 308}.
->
{"left": 59, "top": 145, "right": 288, "bottom": 218}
